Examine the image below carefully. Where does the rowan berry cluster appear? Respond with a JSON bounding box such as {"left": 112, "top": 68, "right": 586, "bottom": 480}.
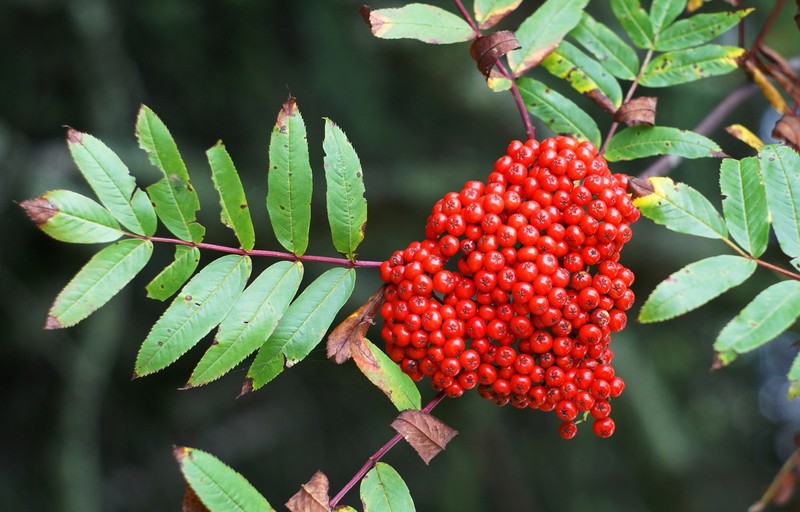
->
{"left": 378, "top": 136, "right": 639, "bottom": 438}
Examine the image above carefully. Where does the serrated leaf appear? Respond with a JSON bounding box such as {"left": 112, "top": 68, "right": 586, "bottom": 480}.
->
{"left": 760, "top": 145, "right": 800, "bottom": 258}
{"left": 633, "top": 176, "right": 728, "bottom": 239}
{"left": 360, "top": 463, "right": 415, "bottom": 512}
{"left": 650, "top": 0, "right": 687, "bottom": 35}
{"left": 611, "top": 0, "right": 655, "bottom": 49}
{"left": 640, "top": 45, "right": 744, "bottom": 87}
{"left": 720, "top": 157, "right": 769, "bottom": 257}
{"left": 134, "top": 255, "right": 251, "bottom": 377}
{"left": 245, "top": 268, "right": 356, "bottom": 392}
{"left": 21, "top": 190, "right": 123, "bottom": 244}
{"left": 352, "top": 338, "right": 421, "bottom": 411}
{"left": 473, "top": 0, "right": 522, "bottom": 29}
{"left": 45, "top": 239, "right": 152, "bottom": 329}
{"left": 788, "top": 351, "right": 800, "bottom": 398}
{"left": 604, "top": 126, "right": 723, "bottom": 161}
{"left": 541, "top": 40, "right": 623, "bottom": 111}
{"left": 655, "top": 9, "right": 753, "bottom": 51}
{"left": 569, "top": 13, "right": 639, "bottom": 80}
{"left": 639, "top": 255, "right": 756, "bottom": 323}
{"left": 207, "top": 142, "right": 255, "bottom": 251}
{"left": 517, "top": 78, "right": 601, "bottom": 146}
{"left": 367, "top": 4, "right": 474, "bottom": 44}
{"left": 507, "top": 0, "right": 589, "bottom": 76}
{"left": 286, "top": 471, "right": 330, "bottom": 512}
{"left": 267, "top": 97, "right": 313, "bottom": 256}
{"left": 66, "top": 128, "right": 156, "bottom": 236}
{"left": 137, "top": 105, "right": 204, "bottom": 242}
{"left": 146, "top": 245, "right": 201, "bottom": 301}
{"left": 188, "top": 262, "right": 303, "bottom": 387}
{"left": 714, "top": 281, "right": 800, "bottom": 366}
{"left": 173, "top": 446, "right": 273, "bottom": 512}
{"left": 324, "top": 120, "right": 367, "bottom": 260}
{"left": 391, "top": 410, "right": 458, "bottom": 465}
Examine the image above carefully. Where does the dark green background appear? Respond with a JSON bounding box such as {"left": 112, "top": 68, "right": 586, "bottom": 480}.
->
{"left": 2, "top": 1, "right": 799, "bottom": 510}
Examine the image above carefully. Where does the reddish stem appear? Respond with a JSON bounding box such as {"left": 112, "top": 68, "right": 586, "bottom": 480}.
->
{"left": 750, "top": 0, "right": 787, "bottom": 53}
{"left": 328, "top": 392, "right": 447, "bottom": 508}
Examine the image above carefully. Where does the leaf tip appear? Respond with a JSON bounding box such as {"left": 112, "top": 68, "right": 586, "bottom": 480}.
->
{"left": 627, "top": 177, "right": 655, "bottom": 199}
{"left": 65, "top": 126, "right": 83, "bottom": 144}
{"left": 238, "top": 378, "right": 254, "bottom": 398}
{"left": 358, "top": 4, "right": 371, "bottom": 25}
{"left": 172, "top": 445, "right": 191, "bottom": 464}
{"left": 20, "top": 197, "right": 57, "bottom": 226}
{"left": 44, "top": 315, "right": 62, "bottom": 330}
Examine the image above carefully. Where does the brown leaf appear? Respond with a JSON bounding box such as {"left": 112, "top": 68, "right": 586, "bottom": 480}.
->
{"left": 586, "top": 89, "right": 616, "bottom": 115}
{"left": 391, "top": 410, "right": 458, "bottom": 465}
{"left": 276, "top": 96, "right": 298, "bottom": 134}
{"left": 182, "top": 485, "right": 210, "bottom": 512}
{"left": 326, "top": 286, "right": 384, "bottom": 364}
{"left": 627, "top": 176, "right": 655, "bottom": 199}
{"left": 65, "top": 126, "right": 83, "bottom": 144}
{"left": 772, "top": 113, "right": 800, "bottom": 152}
{"left": 358, "top": 5, "right": 371, "bottom": 26}
{"left": 19, "top": 197, "right": 58, "bottom": 226}
{"left": 470, "top": 31, "right": 520, "bottom": 78}
{"left": 613, "top": 96, "right": 657, "bottom": 127}
{"left": 285, "top": 471, "right": 331, "bottom": 512}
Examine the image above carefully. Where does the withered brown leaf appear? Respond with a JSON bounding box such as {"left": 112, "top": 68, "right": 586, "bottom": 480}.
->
{"left": 772, "top": 113, "right": 800, "bottom": 152}
{"left": 326, "top": 286, "right": 384, "bottom": 364}
{"left": 182, "top": 485, "right": 210, "bottom": 512}
{"left": 285, "top": 471, "right": 331, "bottom": 512}
{"left": 391, "top": 409, "right": 458, "bottom": 465}
{"left": 470, "top": 31, "right": 520, "bottom": 78}
{"left": 613, "top": 96, "right": 657, "bottom": 127}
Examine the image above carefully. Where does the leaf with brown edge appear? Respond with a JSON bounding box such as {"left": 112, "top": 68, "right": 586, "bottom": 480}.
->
{"left": 725, "top": 124, "right": 764, "bottom": 151}
{"left": 391, "top": 410, "right": 458, "bottom": 464}
{"left": 470, "top": 31, "right": 520, "bottom": 78}
{"left": 613, "top": 96, "right": 657, "bottom": 127}
{"left": 627, "top": 176, "right": 655, "bottom": 199}
{"left": 327, "top": 286, "right": 384, "bottom": 364}
{"left": 182, "top": 485, "right": 210, "bottom": 512}
{"left": 773, "top": 113, "right": 800, "bottom": 152}
{"left": 19, "top": 197, "right": 57, "bottom": 226}
{"left": 286, "top": 471, "right": 331, "bottom": 512}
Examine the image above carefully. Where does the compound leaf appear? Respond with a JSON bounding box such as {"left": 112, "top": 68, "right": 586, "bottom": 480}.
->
{"left": 67, "top": 128, "right": 156, "bottom": 236}
{"left": 21, "top": 189, "right": 123, "bottom": 244}
{"left": 655, "top": 9, "right": 753, "bottom": 51}
{"left": 517, "top": 78, "right": 601, "bottom": 146}
{"left": 146, "top": 245, "right": 201, "bottom": 301}
{"left": 46, "top": 239, "right": 153, "bottom": 329}
{"left": 541, "top": 40, "right": 623, "bottom": 111}
{"left": 604, "top": 126, "right": 723, "bottom": 161}
{"left": 324, "top": 119, "right": 367, "bottom": 260}
{"left": 360, "top": 463, "right": 415, "bottom": 512}
{"left": 759, "top": 145, "right": 800, "bottom": 259}
{"left": 473, "top": 0, "right": 522, "bottom": 29}
{"left": 720, "top": 157, "right": 769, "bottom": 257}
{"left": 207, "top": 141, "right": 255, "bottom": 251}
{"left": 633, "top": 176, "right": 728, "bottom": 239}
{"left": 569, "top": 13, "right": 639, "bottom": 80}
{"left": 639, "top": 255, "right": 756, "bottom": 323}
{"left": 611, "top": 0, "right": 654, "bottom": 49}
{"left": 640, "top": 44, "right": 744, "bottom": 87}
{"left": 134, "top": 255, "right": 251, "bottom": 377}
{"left": 352, "top": 338, "right": 422, "bottom": 411}
{"left": 650, "top": 0, "right": 687, "bottom": 35}
{"left": 188, "top": 261, "right": 303, "bottom": 388}
{"left": 173, "top": 446, "right": 273, "bottom": 512}
{"left": 366, "top": 4, "right": 474, "bottom": 44}
{"left": 507, "top": 0, "right": 589, "bottom": 76}
{"left": 267, "top": 97, "right": 313, "bottom": 256}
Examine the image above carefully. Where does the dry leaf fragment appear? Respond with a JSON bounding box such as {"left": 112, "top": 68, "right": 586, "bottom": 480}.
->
{"left": 470, "top": 31, "right": 520, "bottom": 78}
{"left": 390, "top": 409, "right": 458, "bottom": 464}
{"left": 772, "top": 113, "right": 800, "bottom": 152}
{"left": 627, "top": 177, "right": 655, "bottom": 199}
{"left": 613, "top": 96, "right": 657, "bottom": 127}
{"left": 19, "top": 197, "right": 58, "bottom": 226}
{"left": 286, "top": 471, "right": 331, "bottom": 512}
{"left": 182, "top": 485, "right": 210, "bottom": 512}
{"left": 326, "top": 286, "right": 384, "bottom": 364}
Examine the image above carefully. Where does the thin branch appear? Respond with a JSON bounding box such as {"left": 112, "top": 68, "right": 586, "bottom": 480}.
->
{"left": 600, "top": 48, "right": 655, "bottom": 155}
{"left": 750, "top": 0, "right": 787, "bottom": 54}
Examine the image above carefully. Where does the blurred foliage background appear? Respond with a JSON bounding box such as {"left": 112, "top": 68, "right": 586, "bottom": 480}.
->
{"left": 2, "top": 0, "right": 799, "bottom": 510}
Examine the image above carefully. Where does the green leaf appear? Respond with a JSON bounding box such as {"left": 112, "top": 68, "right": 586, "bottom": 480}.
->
{"left": 714, "top": 280, "right": 800, "bottom": 365}
{"left": 360, "top": 463, "right": 415, "bottom": 512}
{"left": 759, "top": 145, "right": 800, "bottom": 259}
{"left": 66, "top": 128, "right": 156, "bottom": 236}
{"left": 367, "top": 4, "right": 474, "bottom": 44}
{"left": 640, "top": 44, "right": 744, "bottom": 87}
{"left": 245, "top": 268, "right": 356, "bottom": 391}
{"left": 22, "top": 189, "right": 123, "bottom": 244}
{"left": 788, "top": 351, "right": 800, "bottom": 399}
{"left": 541, "top": 40, "right": 623, "bottom": 111}
{"left": 604, "top": 126, "right": 723, "bottom": 161}
{"left": 517, "top": 78, "right": 601, "bottom": 146}
{"left": 650, "top": 0, "right": 687, "bottom": 35}
{"left": 46, "top": 239, "right": 152, "bottom": 329}
{"left": 655, "top": 9, "right": 753, "bottom": 51}
{"left": 353, "top": 339, "right": 422, "bottom": 411}
{"left": 633, "top": 176, "right": 728, "bottom": 239}
{"left": 207, "top": 141, "right": 255, "bottom": 251}
{"left": 136, "top": 105, "right": 204, "bottom": 242}
{"left": 473, "top": 0, "right": 522, "bottom": 29}
{"left": 188, "top": 262, "right": 303, "bottom": 387}
{"left": 323, "top": 119, "right": 367, "bottom": 260}
{"left": 611, "top": 0, "right": 654, "bottom": 49}
{"left": 720, "top": 157, "right": 769, "bottom": 257}
{"left": 639, "top": 255, "right": 756, "bottom": 323}
{"left": 173, "top": 446, "right": 274, "bottom": 512}
{"left": 145, "top": 245, "right": 201, "bottom": 301}
{"left": 569, "top": 13, "right": 639, "bottom": 80}
{"left": 267, "top": 97, "right": 313, "bottom": 256}
{"left": 134, "top": 255, "right": 251, "bottom": 377}
{"left": 507, "top": 0, "right": 589, "bottom": 76}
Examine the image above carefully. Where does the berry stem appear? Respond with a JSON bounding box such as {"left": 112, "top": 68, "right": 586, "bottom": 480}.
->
{"left": 126, "top": 233, "right": 383, "bottom": 268}
{"left": 328, "top": 391, "right": 446, "bottom": 508}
